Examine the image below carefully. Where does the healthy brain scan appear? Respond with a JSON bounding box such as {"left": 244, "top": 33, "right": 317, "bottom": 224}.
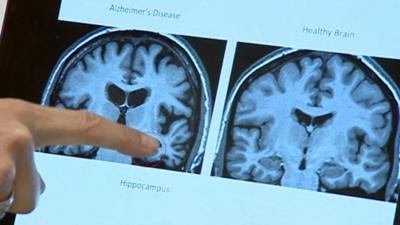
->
{"left": 42, "top": 28, "right": 212, "bottom": 172}
{"left": 214, "top": 49, "right": 400, "bottom": 201}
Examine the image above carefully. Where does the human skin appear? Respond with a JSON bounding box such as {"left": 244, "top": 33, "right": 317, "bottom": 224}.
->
{"left": 0, "top": 99, "right": 159, "bottom": 214}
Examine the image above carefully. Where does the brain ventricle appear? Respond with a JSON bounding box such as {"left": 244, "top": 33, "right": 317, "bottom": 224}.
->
{"left": 223, "top": 50, "right": 397, "bottom": 199}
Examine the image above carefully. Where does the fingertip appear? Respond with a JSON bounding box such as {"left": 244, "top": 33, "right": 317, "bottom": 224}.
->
{"left": 140, "top": 133, "right": 161, "bottom": 156}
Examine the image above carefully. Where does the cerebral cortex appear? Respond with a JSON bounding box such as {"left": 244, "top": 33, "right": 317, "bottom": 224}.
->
{"left": 46, "top": 31, "right": 209, "bottom": 171}
{"left": 225, "top": 51, "right": 395, "bottom": 195}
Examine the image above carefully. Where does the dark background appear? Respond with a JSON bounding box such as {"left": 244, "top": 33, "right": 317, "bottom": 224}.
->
{"left": 0, "top": 0, "right": 226, "bottom": 223}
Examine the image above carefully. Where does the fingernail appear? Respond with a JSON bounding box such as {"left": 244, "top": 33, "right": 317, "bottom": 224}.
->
{"left": 142, "top": 134, "right": 161, "bottom": 153}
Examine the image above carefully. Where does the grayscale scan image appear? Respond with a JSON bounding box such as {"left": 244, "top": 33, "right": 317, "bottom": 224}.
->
{"left": 213, "top": 44, "right": 400, "bottom": 201}
{"left": 42, "top": 28, "right": 225, "bottom": 173}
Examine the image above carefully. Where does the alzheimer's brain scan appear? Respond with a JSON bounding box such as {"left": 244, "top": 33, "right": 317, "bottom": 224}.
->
{"left": 214, "top": 48, "right": 400, "bottom": 201}
{"left": 42, "top": 28, "right": 212, "bottom": 172}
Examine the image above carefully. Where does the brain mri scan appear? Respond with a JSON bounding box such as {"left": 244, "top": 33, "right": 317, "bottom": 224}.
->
{"left": 42, "top": 28, "right": 212, "bottom": 173}
{"left": 214, "top": 48, "right": 400, "bottom": 201}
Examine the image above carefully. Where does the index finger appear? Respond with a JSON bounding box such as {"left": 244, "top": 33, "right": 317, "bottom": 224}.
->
{"left": 24, "top": 103, "right": 160, "bottom": 157}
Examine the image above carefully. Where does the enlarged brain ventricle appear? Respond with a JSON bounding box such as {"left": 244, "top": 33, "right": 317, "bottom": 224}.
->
{"left": 42, "top": 29, "right": 211, "bottom": 172}
{"left": 220, "top": 49, "right": 399, "bottom": 200}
